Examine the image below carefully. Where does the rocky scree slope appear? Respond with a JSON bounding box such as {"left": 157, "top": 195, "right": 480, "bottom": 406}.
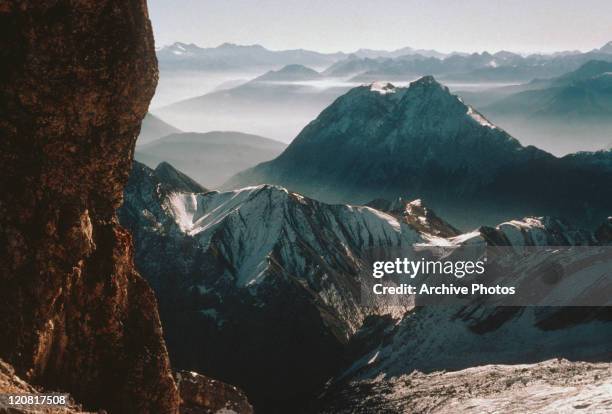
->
{"left": 317, "top": 359, "right": 612, "bottom": 414}
{"left": 315, "top": 216, "right": 612, "bottom": 412}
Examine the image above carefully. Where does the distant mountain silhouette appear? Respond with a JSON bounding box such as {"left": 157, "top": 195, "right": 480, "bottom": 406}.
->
{"left": 485, "top": 60, "right": 612, "bottom": 118}
{"left": 137, "top": 113, "right": 181, "bottom": 145}
{"left": 225, "top": 77, "right": 612, "bottom": 229}
{"left": 157, "top": 42, "right": 346, "bottom": 71}
{"left": 478, "top": 60, "right": 612, "bottom": 154}
{"left": 254, "top": 64, "right": 321, "bottom": 82}
{"left": 154, "top": 76, "right": 346, "bottom": 141}
{"left": 135, "top": 131, "right": 286, "bottom": 188}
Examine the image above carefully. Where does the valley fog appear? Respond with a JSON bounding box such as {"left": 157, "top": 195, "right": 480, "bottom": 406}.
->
{"left": 152, "top": 73, "right": 524, "bottom": 144}
{"left": 150, "top": 69, "right": 262, "bottom": 109}
{"left": 151, "top": 62, "right": 612, "bottom": 155}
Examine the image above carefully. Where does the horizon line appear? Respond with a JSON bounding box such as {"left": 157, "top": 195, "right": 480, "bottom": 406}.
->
{"left": 156, "top": 39, "right": 612, "bottom": 57}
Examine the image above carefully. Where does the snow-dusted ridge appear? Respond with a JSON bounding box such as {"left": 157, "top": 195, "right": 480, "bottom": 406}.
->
{"left": 121, "top": 161, "right": 612, "bottom": 412}
{"left": 162, "top": 184, "right": 421, "bottom": 288}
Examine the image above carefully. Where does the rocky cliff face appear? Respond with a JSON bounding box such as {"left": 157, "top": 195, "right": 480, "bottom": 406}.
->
{"left": 0, "top": 2, "right": 179, "bottom": 413}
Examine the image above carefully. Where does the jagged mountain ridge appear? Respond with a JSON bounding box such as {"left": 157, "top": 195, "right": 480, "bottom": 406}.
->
{"left": 157, "top": 42, "right": 346, "bottom": 70}
{"left": 327, "top": 47, "right": 612, "bottom": 83}
{"left": 121, "top": 161, "right": 612, "bottom": 412}
{"left": 225, "top": 76, "right": 612, "bottom": 229}
{"left": 120, "top": 160, "right": 611, "bottom": 412}
{"left": 119, "top": 161, "right": 469, "bottom": 411}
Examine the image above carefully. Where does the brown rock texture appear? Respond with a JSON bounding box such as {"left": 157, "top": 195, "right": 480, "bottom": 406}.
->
{"left": 0, "top": 359, "right": 90, "bottom": 414}
{"left": 0, "top": 1, "right": 179, "bottom": 413}
{"left": 175, "top": 371, "right": 254, "bottom": 414}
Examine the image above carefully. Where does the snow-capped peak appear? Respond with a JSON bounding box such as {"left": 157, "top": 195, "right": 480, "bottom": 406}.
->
{"left": 370, "top": 82, "right": 396, "bottom": 95}
{"left": 406, "top": 199, "right": 423, "bottom": 209}
{"left": 161, "top": 42, "right": 199, "bottom": 56}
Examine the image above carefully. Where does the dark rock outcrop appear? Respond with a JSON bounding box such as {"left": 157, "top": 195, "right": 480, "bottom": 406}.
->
{"left": 595, "top": 217, "right": 612, "bottom": 244}
{"left": 367, "top": 198, "right": 461, "bottom": 237}
{"left": 0, "top": 2, "right": 179, "bottom": 413}
{"left": 176, "top": 371, "right": 253, "bottom": 414}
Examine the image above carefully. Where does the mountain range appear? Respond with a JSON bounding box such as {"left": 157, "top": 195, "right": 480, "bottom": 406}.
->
{"left": 119, "top": 161, "right": 425, "bottom": 411}
{"left": 156, "top": 42, "right": 452, "bottom": 72}
{"left": 120, "top": 160, "right": 612, "bottom": 413}
{"left": 224, "top": 76, "right": 612, "bottom": 230}
{"left": 157, "top": 41, "right": 612, "bottom": 81}
{"left": 153, "top": 51, "right": 612, "bottom": 152}
{"left": 477, "top": 60, "right": 612, "bottom": 154}
{"left": 157, "top": 42, "right": 346, "bottom": 71}
{"left": 135, "top": 131, "right": 286, "bottom": 188}
{"left": 353, "top": 46, "right": 447, "bottom": 59}
{"left": 324, "top": 46, "right": 612, "bottom": 83}
{"left": 484, "top": 60, "right": 612, "bottom": 118}
{"left": 154, "top": 70, "right": 346, "bottom": 141}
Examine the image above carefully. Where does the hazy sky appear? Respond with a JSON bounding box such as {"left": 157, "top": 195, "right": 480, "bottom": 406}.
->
{"left": 148, "top": 0, "right": 612, "bottom": 54}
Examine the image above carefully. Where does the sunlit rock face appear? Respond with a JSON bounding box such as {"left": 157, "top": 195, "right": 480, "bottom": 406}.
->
{"left": 0, "top": 2, "right": 180, "bottom": 413}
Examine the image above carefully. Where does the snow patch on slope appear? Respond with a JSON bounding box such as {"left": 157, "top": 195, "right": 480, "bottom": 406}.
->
{"left": 369, "top": 82, "right": 396, "bottom": 95}
{"left": 163, "top": 184, "right": 421, "bottom": 288}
